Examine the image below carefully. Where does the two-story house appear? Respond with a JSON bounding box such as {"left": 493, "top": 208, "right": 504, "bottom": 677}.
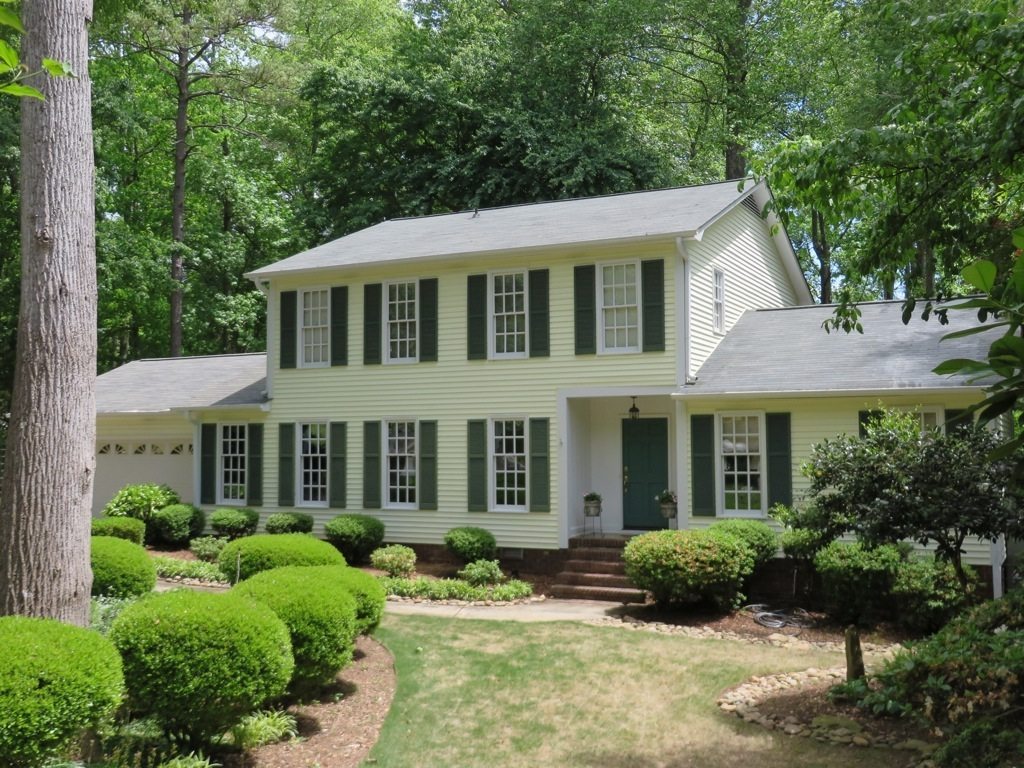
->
{"left": 94, "top": 179, "right": 1006, "bottom": 592}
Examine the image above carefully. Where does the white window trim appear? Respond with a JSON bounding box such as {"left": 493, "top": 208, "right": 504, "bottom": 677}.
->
{"left": 217, "top": 423, "right": 247, "bottom": 506}
{"left": 712, "top": 268, "right": 726, "bottom": 335}
{"left": 488, "top": 270, "right": 529, "bottom": 360}
{"left": 489, "top": 416, "right": 529, "bottom": 513}
{"left": 298, "top": 286, "right": 331, "bottom": 369}
{"left": 296, "top": 421, "right": 329, "bottom": 509}
{"left": 596, "top": 259, "right": 642, "bottom": 355}
{"left": 383, "top": 418, "right": 418, "bottom": 510}
{"left": 715, "top": 411, "right": 767, "bottom": 518}
{"left": 383, "top": 280, "right": 419, "bottom": 364}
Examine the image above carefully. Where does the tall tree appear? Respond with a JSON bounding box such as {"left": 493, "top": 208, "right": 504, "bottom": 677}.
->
{"left": 0, "top": 0, "right": 96, "bottom": 624}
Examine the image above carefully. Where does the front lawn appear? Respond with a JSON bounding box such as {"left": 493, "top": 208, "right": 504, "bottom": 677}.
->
{"left": 370, "top": 615, "right": 906, "bottom": 768}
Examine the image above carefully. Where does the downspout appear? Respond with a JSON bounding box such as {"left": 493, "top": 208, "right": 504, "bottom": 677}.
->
{"left": 675, "top": 237, "right": 693, "bottom": 385}
{"left": 256, "top": 280, "right": 273, "bottom": 403}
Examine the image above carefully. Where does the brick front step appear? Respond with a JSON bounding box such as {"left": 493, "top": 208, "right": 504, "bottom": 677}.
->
{"left": 562, "top": 558, "right": 626, "bottom": 575}
{"left": 565, "top": 546, "right": 625, "bottom": 563}
{"left": 550, "top": 584, "right": 647, "bottom": 603}
{"left": 570, "top": 534, "right": 634, "bottom": 549}
{"left": 555, "top": 571, "right": 635, "bottom": 589}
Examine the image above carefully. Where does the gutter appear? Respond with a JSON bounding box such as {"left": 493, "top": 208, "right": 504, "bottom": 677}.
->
{"left": 672, "top": 386, "right": 985, "bottom": 400}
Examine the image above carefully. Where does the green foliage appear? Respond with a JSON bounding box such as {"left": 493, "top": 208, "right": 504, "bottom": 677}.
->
{"left": 188, "top": 535, "right": 228, "bottom": 563}
{"left": 813, "top": 541, "right": 903, "bottom": 625}
{"left": 218, "top": 533, "right": 345, "bottom": 584}
{"left": 299, "top": 565, "right": 387, "bottom": 635}
{"left": 622, "top": 529, "right": 751, "bottom": 610}
{"left": 381, "top": 576, "right": 533, "bottom": 602}
{"left": 457, "top": 559, "right": 504, "bottom": 587}
{"left": 891, "top": 557, "right": 976, "bottom": 634}
{"left": 708, "top": 520, "right": 778, "bottom": 570}
{"left": 370, "top": 544, "right": 417, "bottom": 577}
{"left": 0, "top": 616, "right": 124, "bottom": 768}
{"left": 233, "top": 565, "right": 359, "bottom": 692}
{"left": 150, "top": 503, "right": 205, "bottom": 546}
{"left": 91, "top": 595, "right": 139, "bottom": 636}
{"left": 227, "top": 709, "right": 298, "bottom": 749}
{"left": 443, "top": 526, "right": 497, "bottom": 564}
{"left": 102, "top": 483, "right": 180, "bottom": 524}
{"left": 210, "top": 507, "right": 259, "bottom": 539}
{"left": 264, "top": 511, "right": 315, "bottom": 534}
{"left": 92, "top": 515, "right": 146, "bottom": 545}
{"left": 91, "top": 535, "right": 157, "bottom": 597}
{"left": 110, "top": 590, "right": 293, "bottom": 745}
{"left": 323, "top": 514, "right": 386, "bottom": 564}
{"left": 151, "top": 555, "right": 228, "bottom": 583}
{"left": 157, "top": 753, "right": 220, "bottom": 768}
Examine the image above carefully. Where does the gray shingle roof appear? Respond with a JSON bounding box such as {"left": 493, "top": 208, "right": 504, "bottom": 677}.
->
{"left": 96, "top": 353, "right": 266, "bottom": 414}
{"left": 248, "top": 179, "right": 757, "bottom": 278}
{"left": 687, "top": 302, "right": 998, "bottom": 395}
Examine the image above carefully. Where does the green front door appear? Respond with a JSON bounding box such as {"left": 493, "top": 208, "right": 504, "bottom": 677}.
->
{"left": 622, "top": 417, "right": 669, "bottom": 530}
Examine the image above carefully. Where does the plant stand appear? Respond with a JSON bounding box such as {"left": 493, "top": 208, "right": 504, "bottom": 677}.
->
{"left": 583, "top": 501, "right": 602, "bottom": 536}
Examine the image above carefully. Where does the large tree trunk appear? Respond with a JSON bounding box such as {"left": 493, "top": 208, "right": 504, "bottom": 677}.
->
{"left": 0, "top": 0, "right": 96, "bottom": 625}
{"left": 811, "top": 208, "right": 832, "bottom": 304}
{"left": 169, "top": 27, "right": 190, "bottom": 357}
{"left": 723, "top": 0, "right": 752, "bottom": 179}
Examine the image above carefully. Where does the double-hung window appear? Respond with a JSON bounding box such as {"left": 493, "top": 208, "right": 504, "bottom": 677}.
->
{"left": 301, "top": 289, "right": 329, "bottom": 366}
{"left": 598, "top": 261, "right": 640, "bottom": 353}
{"left": 298, "top": 422, "right": 328, "bottom": 506}
{"left": 713, "top": 269, "right": 726, "bottom": 334}
{"left": 385, "top": 420, "right": 417, "bottom": 507}
{"left": 491, "top": 272, "right": 527, "bottom": 358}
{"left": 491, "top": 418, "right": 527, "bottom": 511}
{"left": 219, "top": 424, "right": 247, "bottom": 504}
{"left": 386, "top": 282, "right": 417, "bottom": 362}
{"left": 719, "top": 413, "right": 764, "bottom": 516}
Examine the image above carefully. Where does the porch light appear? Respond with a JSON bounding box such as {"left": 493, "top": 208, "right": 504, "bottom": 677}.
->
{"left": 629, "top": 397, "right": 640, "bottom": 421}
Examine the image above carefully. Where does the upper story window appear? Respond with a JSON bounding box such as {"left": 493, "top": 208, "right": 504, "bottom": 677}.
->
{"left": 386, "top": 420, "right": 417, "bottom": 508}
{"left": 301, "top": 289, "right": 329, "bottom": 366}
{"left": 599, "top": 261, "right": 640, "bottom": 353}
{"left": 713, "top": 269, "right": 726, "bottom": 334}
{"left": 491, "top": 272, "right": 527, "bottom": 358}
{"left": 492, "top": 418, "right": 527, "bottom": 511}
{"left": 219, "top": 424, "right": 247, "bottom": 504}
{"left": 387, "top": 281, "right": 417, "bottom": 363}
{"left": 719, "top": 413, "right": 764, "bottom": 516}
{"left": 298, "top": 422, "right": 328, "bottom": 506}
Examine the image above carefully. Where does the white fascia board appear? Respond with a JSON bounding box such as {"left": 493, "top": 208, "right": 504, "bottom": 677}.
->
{"left": 672, "top": 386, "right": 984, "bottom": 400}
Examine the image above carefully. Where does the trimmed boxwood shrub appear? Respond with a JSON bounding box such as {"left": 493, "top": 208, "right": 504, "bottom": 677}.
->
{"left": 211, "top": 507, "right": 260, "bottom": 539}
{"left": 0, "top": 616, "right": 124, "bottom": 768}
{"left": 814, "top": 541, "right": 903, "bottom": 625}
{"left": 92, "top": 515, "right": 146, "bottom": 545}
{"left": 300, "top": 565, "right": 386, "bottom": 635}
{"left": 458, "top": 559, "right": 504, "bottom": 586}
{"left": 324, "top": 514, "right": 385, "bottom": 564}
{"left": 233, "top": 566, "right": 359, "bottom": 692}
{"left": 102, "top": 483, "right": 179, "bottom": 524}
{"left": 189, "top": 535, "right": 228, "bottom": 562}
{"left": 150, "top": 504, "right": 205, "bottom": 546}
{"left": 708, "top": 519, "right": 778, "bottom": 570}
{"left": 91, "top": 535, "right": 157, "bottom": 597}
{"left": 370, "top": 544, "right": 417, "bottom": 577}
{"left": 264, "top": 511, "right": 315, "bottom": 534}
{"left": 623, "top": 529, "right": 751, "bottom": 610}
{"left": 443, "top": 526, "right": 497, "bottom": 563}
{"left": 218, "top": 533, "right": 345, "bottom": 584}
{"left": 110, "top": 590, "right": 293, "bottom": 744}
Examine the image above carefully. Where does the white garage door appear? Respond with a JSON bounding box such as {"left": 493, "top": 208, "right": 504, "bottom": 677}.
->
{"left": 93, "top": 439, "right": 194, "bottom": 515}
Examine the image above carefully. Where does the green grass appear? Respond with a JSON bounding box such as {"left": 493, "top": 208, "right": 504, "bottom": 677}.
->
{"left": 369, "top": 615, "right": 906, "bottom": 768}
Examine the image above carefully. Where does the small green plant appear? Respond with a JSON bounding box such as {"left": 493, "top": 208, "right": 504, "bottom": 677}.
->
{"left": 151, "top": 504, "right": 206, "bottom": 546}
{"left": 381, "top": 576, "right": 533, "bottom": 602}
{"left": 189, "top": 535, "right": 228, "bottom": 563}
{"left": 226, "top": 709, "right": 298, "bottom": 749}
{"left": 370, "top": 544, "right": 417, "bottom": 577}
{"left": 91, "top": 535, "right": 157, "bottom": 597}
{"left": 91, "top": 516, "right": 146, "bottom": 544}
{"left": 210, "top": 507, "right": 259, "bottom": 539}
{"left": 152, "top": 556, "right": 229, "bottom": 583}
{"left": 814, "top": 541, "right": 903, "bottom": 625}
{"left": 583, "top": 491, "right": 602, "bottom": 503}
{"left": 323, "top": 514, "right": 386, "bottom": 563}
{"left": 458, "top": 559, "right": 504, "bottom": 586}
{"left": 443, "top": 526, "right": 497, "bottom": 563}
{"left": 102, "top": 483, "right": 180, "bottom": 524}
{"left": 90, "top": 595, "right": 138, "bottom": 636}
{"left": 655, "top": 489, "right": 677, "bottom": 504}
{"left": 264, "top": 511, "right": 315, "bottom": 534}
{"left": 218, "top": 533, "right": 345, "bottom": 583}
{"left": 159, "top": 753, "right": 221, "bottom": 768}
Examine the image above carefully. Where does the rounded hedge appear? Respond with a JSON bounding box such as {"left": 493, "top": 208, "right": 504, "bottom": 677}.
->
{"left": 264, "top": 511, "right": 315, "bottom": 534}
{"left": 91, "top": 535, "right": 157, "bottom": 597}
{"left": 370, "top": 544, "right": 417, "bottom": 577}
{"left": 623, "top": 529, "right": 751, "bottom": 610}
{"left": 110, "top": 590, "right": 293, "bottom": 742}
{"left": 300, "top": 565, "right": 386, "bottom": 635}
{"left": 443, "top": 526, "right": 497, "bottom": 563}
{"left": 211, "top": 507, "right": 260, "bottom": 539}
{"left": 814, "top": 541, "right": 904, "bottom": 625}
{"left": 233, "top": 566, "right": 359, "bottom": 692}
{"left": 150, "top": 504, "right": 205, "bottom": 546}
{"left": 708, "top": 519, "right": 778, "bottom": 570}
{"left": 323, "top": 515, "right": 385, "bottom": 564}
{"left": 101, "top": 483, "right": 179, "bottom": 523}
{"left": 0, "top": 616, "right": 124, "bottom": 767}
{"left": 218, "top": 533, "right": 346, "bottom": 584}
{"left": 91, "top": 516, "right": 146, "bottom": 545}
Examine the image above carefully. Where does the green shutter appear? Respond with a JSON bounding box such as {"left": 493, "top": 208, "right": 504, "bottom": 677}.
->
{"left": 574, "top": 265, "right": 596, "bottom": 355}
{"left": 528, "top": 269, "right": 550, "bottom": 358}
{"left": 364, "top": 284, "right": 382, "bottom": 365}
{"left": 467, "top": 274, "right": 488, "bottom": 360}
{"left": 419, "top": 420, "right": 438, "bottom": 510}
{"left": 246, "top": 423, "right": 263, "bottom": 507}
{"left": 420, "top": 278, "right": 438, "bottom": 362}
{"left": 329, "top": 422, "right": 347, "bottom": 508}
{"left": 200, "top": 423, "right": 217, "bottom": 505}
{"left": 280, "top": 291, "right": 297, "bottom": 369}
{"left": 529, "top": 418, "right": 550, "bottom": 512}
{"left": 691, "top": 415, "right": 715, "bottom": 517}
{"left": 641, "top": 259, "right": 665, "bottom": 352}
{"left": 363, "top": 421, "right": 381, "bottom": 509}
{"left": 944, "top": 408, "right": 972, "bottom": 435}
{"left": 765, "top": 413, "right": 792, "bottom": 508}
{"left": 467, "top": 420, "right": 487, "bottom": 512}
{"left": 330, "top": 286, "right": 348, "bottom": 367}
{"left": 278, "top": 423, "right": 295, "bottom": 507}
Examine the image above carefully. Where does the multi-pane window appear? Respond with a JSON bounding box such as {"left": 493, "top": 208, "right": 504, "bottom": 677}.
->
{"left": 720, "top": 414, "right": 762, "bottom": 515}
{"left": 713, "top": 269, "right": 726, "bottom": 334}
{"left": 299, "top": 422, "right": 328, "bottom": 505}
{"left": 220, "top": 424, "right": 247, "bottom": 503}
{"left": 600, "top": 262, "right": 639, "bottom": 352}
{"left": 492, "top": 419, "right": 527, "bottom": 510}
{"left": 386, "top": 421, "right": 417, "bottom": 506}
{"left": 301, "top": 289, "right": 329, "bottom": 366}
{"left": 387, "top": 282, "right": 417, "bottom": 362}
{"left": 492, "top": 273, "right": 527, "bottom": 357}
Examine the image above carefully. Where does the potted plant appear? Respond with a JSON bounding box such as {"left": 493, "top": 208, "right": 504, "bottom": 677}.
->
{"left": 655, "top": 489, "right": 677, "bottom": 519}
{"left": 583, "top": 491, "right": 602, "bottom": 517}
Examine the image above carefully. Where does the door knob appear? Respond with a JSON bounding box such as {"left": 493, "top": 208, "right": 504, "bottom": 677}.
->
{"left": 623, "top": 465, "right": 629, "bottom": 490}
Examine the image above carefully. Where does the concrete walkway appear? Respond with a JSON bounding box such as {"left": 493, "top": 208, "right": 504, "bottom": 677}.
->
{"left": 385, "top": 598, "right": 627, "bottom": 623}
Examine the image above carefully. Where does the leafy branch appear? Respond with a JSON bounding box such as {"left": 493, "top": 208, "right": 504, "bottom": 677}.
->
{"left": 0, "top": 0, "right": 73, "bottom": 100}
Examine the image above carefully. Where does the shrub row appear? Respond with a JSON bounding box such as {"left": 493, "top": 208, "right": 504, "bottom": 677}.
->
{"left": 381, "top": 576, "right": 533, "bottom": 602}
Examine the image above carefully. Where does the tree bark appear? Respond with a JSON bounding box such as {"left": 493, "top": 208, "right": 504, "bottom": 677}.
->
{"left": 169, "top": 9, "right": 191, "bottom": 357}
{"left": 811, "top": 208, "right": 832, "bottom": 304}
{"left": 723, "top": 0, "right": 752, "bottom": 179}
{"left": 0, "top": 0, "right": 96, "bottom": 625}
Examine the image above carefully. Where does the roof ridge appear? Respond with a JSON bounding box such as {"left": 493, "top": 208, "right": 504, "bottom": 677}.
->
{"left": 134, "top": 351, "right": 267, "bottom": 363}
